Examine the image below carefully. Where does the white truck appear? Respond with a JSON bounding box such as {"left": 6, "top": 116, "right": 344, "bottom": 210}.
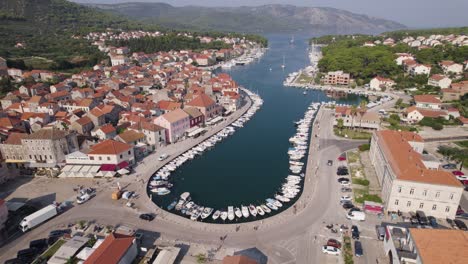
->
{"left": 346, "top": 211, "right": 366, "bottom": 221}
{"left": 19, "top": 204, "right": 58, "bottom": 232}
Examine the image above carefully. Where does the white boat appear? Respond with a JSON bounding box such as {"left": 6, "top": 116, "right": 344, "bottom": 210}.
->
{"left": 235, "top": 207, "right": 242, "bottom": 218}
{"left": 212, "top": 210, "right": 221, "bottom": 220}
{"left": 249, "top": 204, "right": 258, "bottom": 217}
{"left": 228, "top": 206, "right": 235, "bottom": 221}
{"left": 151, "top": 187, "right": 170, "bottom": 195}
{"left": 190, "top": 208, "right": 202, "bottom": 221}
{"left": 201, "top": 207, "right": 213, "bottom": 219}
{"left": 175, "top": 199, "right": 185, "bottom": 211}
{"left": 261, "top": 204, "right": 271, "bottom": 213}
{"left": 241, "top": 205, "right": 250, "bottom": 218}
{"left": 275, "top": 194, "right": 290, "bottom": 202}
{"left": 256, "top": 206, "right": 265, "bottom": 216}
{"left": 266, "top": 202, "right": 278, "bottom": 211}
{"left": 220, "top": 211, "right": 228, "bottom": 221}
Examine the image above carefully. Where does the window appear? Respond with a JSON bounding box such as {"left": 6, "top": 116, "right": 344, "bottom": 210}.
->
{"left": 449, "top": 193, "right": 454, "bottom": 200}
{"left": 394, "top": 199, "right": 399, "bottom": 205}
{"left": 29, "top": 155, "right": 32, "bottom": 159}
{"left": 49, "top": 155, "right": 52, "bottom": 159}
{"left": 435, "top": 192, "right": 440, "bottom": 198}
{"left": 419, "top": 203, "right": 424, "bottom": 209}
{"left": 107, "top": 157, "right": 110, "bottom": 161}
{"left": 423, "top": 190, "right": 427, "bottom": 196}
{"left": 398, "top": 186, "right": 402, "bottom": 193}
{"left": 445, "top": 206, "right": 450, "bottom": 212}
{"left": 120, "top": 154, "right": 123, "bottom": 158}
{"left": 407, "top": 201, "right": 411, "bottom": 207}
{"left": 410, "top": 188, "right": 414, "bottom": 195}
{"left": 432, "top": 204, "right": 437, "bottom": 210}
{"left": 128, "top": 151, "right": 131, "bottom": 154}
{"left": 90, "top": 156, "right": 94, "bottom": 160}
{"left": 99, "top": 157, "right": 102, "bottom": 161}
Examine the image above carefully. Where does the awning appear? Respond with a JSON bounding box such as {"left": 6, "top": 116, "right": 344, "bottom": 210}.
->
{"left": 117, "top": 161, "right": 129, "bottom": 169}
{"left": 100, "top": 164, "right": 116, "bottom": 171}
{"left": 5, "top": 159, "right": 28, "bottom": 163}
{"left": 117, "top": 168, "right": 130, "bottom": 175}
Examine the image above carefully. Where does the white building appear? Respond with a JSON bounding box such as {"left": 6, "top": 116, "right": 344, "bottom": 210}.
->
{"left": 369, "top": 76, "right": 395, "bottom": 91}
{"left": 427, "top": 74, "right": 451, "bottom": 88}
{"left": 413, "top": 95, "right": 441, "bottom": 110}
{"left": 369, "top": 130, "right": 463, "bottom": 219}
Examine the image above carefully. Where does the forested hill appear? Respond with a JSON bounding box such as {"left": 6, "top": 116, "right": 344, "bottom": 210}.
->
{"left": 84, "top": 2, "right": 406, "bottom": 35}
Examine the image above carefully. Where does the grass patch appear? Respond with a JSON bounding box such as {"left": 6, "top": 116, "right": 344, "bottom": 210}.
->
{"left": 455, "top": 141, "right": 468, "bottom": 148}
{"left": 334, "top": 128, "right": 372, "bottom": 140}
{"left": 342, "top": 236, "right": 354, "bottom": 264}
{"left": 352, "top": 178, "right": 370, "bottom": 186}
{"left": 355, "top": 193, "right": 382, "bottom": 204}
{"left": 32, "top": 239, "right": 66, "bottom": 264}
{"left": 296, "top": 73, "right": 314, "bottom": 84}
{"left": 386, "top": 124, "right": 418, "bottom": 132}
{"left": 347, "top": 151, "right": 360, "bottom": 164}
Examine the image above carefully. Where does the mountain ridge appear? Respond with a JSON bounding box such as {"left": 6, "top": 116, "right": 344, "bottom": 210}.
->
{"left": 83, "top": 2, "right": 406, "bottom": 34}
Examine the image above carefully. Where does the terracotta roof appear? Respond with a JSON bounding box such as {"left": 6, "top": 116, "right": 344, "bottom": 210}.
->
{"left": 183, "top": 107, "right": 203, "bottom": 118}
{"left": 222, "top": 255, "right": 258, "bottom": 264}
{"left": 75, "top": 116, "right": 93, "bottom": 126}
{"left": 117, "top": 130, "right": 145, "bottom": 143}
{"left": 157, "top": 100, "right": 182, "bottom": 111}
{"left": 375, "top": 130, "right": 461, "bottom": 187}
{"left": 88, "top": 139, "right": 132, "bottom": 155}
{"left": 186, "top": 94, "right": 215, "bottom": 108}
{"left": 24, "top": 129, "right": 69, "bottom": 140}
{"left": 429, "top": 74, "right": 448, "bottom": 81}
{"left": 4, "top": 132, "right": 27, "bottom": 145}
{"left": 406, "top": 106, "right": 446, "bottom": 118}
{"left": 89, "top": 107, "right": 105, "bottom": 117}
{"left": 139, "top": 121, "right": 164, "bottom": 132}
{"left": 84, "top": 233, "right": 135, "bottom": 264}
{"left": 414, "top": 95, "right": 441, "bottom": 104}
{"left": 98, "top": 124, "right": 116, "bottom": 134}
{"left": 160, "top": 108, "right": 189, "bottom": 123}
{"left": 410, "top": 228, "right": 468, "bottom": 264}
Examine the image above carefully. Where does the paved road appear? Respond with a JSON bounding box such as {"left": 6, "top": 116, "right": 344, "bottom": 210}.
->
{"left": 0, "top": 107, "right": 367, "bottom": 263}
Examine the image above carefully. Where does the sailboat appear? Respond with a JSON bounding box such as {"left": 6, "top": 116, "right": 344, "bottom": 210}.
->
{"left": 290, "top": 35, "right": 295, "bottom": 45}
{"left": 281, "top": 55, "right": 285, "bottom": 69}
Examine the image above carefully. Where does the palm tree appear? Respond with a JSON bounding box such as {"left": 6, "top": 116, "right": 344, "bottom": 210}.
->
{"left": 337, "top": 118, "right": 344, "bottom": 135}
{"left": 350, "top": 105, "right": 358, "bottom": 130}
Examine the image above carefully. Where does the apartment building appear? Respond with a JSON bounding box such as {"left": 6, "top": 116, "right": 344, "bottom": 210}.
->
{"left": 369, "top": 130, "right": 463, "bottom": 218}
{"left": 323, "top": 71, "right": 350, "bottom": 85}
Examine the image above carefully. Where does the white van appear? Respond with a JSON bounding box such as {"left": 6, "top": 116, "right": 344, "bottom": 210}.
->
{"left": 346, "top": 211, "right": 366, "bottom": 221}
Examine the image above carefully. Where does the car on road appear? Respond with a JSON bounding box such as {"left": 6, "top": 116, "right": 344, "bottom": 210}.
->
{"left": 428, "top": 216, "right": 438, "bottom": 228}
{"left": 158, "top": 154, "right": 169, "bottom": 161}
{"left": 322, "top": 245, "right": 341, "bottom": 255}
{"left": 337, "top": 177, "right": 349, "bottom": 183}
{"left": 341, "top": 187, "right": 352, "bottom": 192}
{"left": 340, "top": 181, "right": 351, "bottom": 187}
{"left": 77, "top": 191, "right": 96, "bottom": 204}
{"left": 327, "top": 160, "right": 333, "bottom": 166}
{"left": 342, "top": 203, "right": 354, "bottom": 209}
{"left": 338, "top": 156, "right": 346, "bottom": 161}
{"left": 327, "top": 239, "right": 342, "bottom": 249}
{"left": 351, "top": 225, "right": 360, "bottom": 240}
{"left": 139, "top": 213, "right": 155, "bottom": 221}
{"left": 442, "top": 164, "right": 457, "bottom": 170}
{"left": 341, "top": 195, "right": 352, "bottom": 201}
{"left": 454, "top": 219, "right": 467, "bottom": 230}
{"left": 354, "top": 241, "right": 363, "bottom": 257}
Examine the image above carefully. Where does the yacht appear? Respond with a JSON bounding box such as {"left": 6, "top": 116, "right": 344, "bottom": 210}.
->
{"left": 241, "top": 205, "right": 250, "bottom": 218}
{"left": 248, "top": 204, "right": 258, "bottom": 217}
{"left": 228, "top": 206, "right": 235, "bottom": 221}
{"left": 201, "top": 207, "right": 213, "bottom": 219}
{"left": 261, "top": 204, "right": 271, "bottom": 213}
{"left": 256, "top": 206, "right": 265, "bottom": 216}
{"left": 220, "top": 211, "right": 228, "bottom": 221}
{"left": 235, "top": 207, "right": 242, "bottom": 218}
{"left": 266, "top": 202, "right": 278, "bottom": 211}
{"left": 151, "top": 187, "right": 170, "bottom": 195}
{"left": 212, "top": 210, "right": 221, "bottom": 220}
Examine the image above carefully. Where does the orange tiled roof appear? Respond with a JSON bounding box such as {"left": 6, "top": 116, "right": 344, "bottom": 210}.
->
{"left": 414, "top": 95, "right": 441, "bottom": 104}
{"left": 88, "top": 139, "right": 132, "bottom": 155}
{"left": 186, "top": 93, "right": 215, "bottom": 108}
{"left": 84, "top": 233, "right": 135, "bottom": 264}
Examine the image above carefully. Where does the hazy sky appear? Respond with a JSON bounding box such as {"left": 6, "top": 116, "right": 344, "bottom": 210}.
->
{"left": 75, "top": 0, "right": 468, "bottom": 28}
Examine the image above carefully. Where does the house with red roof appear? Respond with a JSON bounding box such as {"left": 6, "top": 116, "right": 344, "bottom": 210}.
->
{"left": 413, "top": 95, "right": 441, "bottom": 110}
{"left": 185, "top": 93, "right": 221, "bottom": 120}
{"left": 428, "top": 74, "right": 452, "bottom": 89}
{"left": 91, "top": 124, "right": 117, "bottom": 140}
{"left": 369, "top": 76, "right": 395, "bottom": 91}
{"left": 84, "top": 233, "right": 137, "bottom": 264}
{"left": 154, "top": 109, "right": 190, "bottom": 143}
{"left": 87, "top": 139, "right": 134, "bottom": 168}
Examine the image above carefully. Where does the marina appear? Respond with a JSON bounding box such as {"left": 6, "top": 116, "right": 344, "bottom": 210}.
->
{"left": 149, "top": 35, "right": 363, "bottom": 223}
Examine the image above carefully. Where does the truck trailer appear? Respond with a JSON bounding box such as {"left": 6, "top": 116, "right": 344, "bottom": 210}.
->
{"left": 19, "top": 204, "right": 58, "bottom": 232}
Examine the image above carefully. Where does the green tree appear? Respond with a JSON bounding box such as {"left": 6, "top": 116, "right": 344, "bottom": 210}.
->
{"left": 337, "top": 118, "right": 344, "bottom": 134}
{"left": 196, "top": 253, "right": 207, "bottom": 264}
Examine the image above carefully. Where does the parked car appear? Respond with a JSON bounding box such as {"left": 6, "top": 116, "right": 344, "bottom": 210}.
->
{"left": 442, "top": 164, "right": 457, "bottom": 170}
{"left": 337, "top": 170, "right": 349, "bottom": 176}
{"left": 446, "top": 218, "right": 456, "bottom": 228}
{"left": 376, "top": 226, "right": 385, "bottom": 240}
{"left": 342, "top": 203, "right": 354, "bottom": 209}
{"left": 341, "top": 181, "right": 351, "bottom": 187}
{"left": 17, "top": 248, "right": 38, "bottom": 262}
{"left": 327, "top": 160, "right": 333, "bottom": 166}
{"left": 456, "top": 213, "right": 468, "bottom": 220}
{"left": 29, "top": 238, "right": 48, "bottom": 251}
{"left": 351, "top": 225, "right": 360, "bottom": 240}
{"left": 322, "top": 245, "right": 341, "bottom": 255}
{"left": 341, "top": 187, "right": 352, "bottom": 192}
{"left": 327, "top": 239, "right": 342, "bottom": 249}
{"left": 428, "top": 216, "right": 438, "bottom": 228}
{"left": 341, "top": 196, "right": 352, "bottom": 201}
{"left": 454, "top": 219, "right": 467, "bottom": 230}
{"left": 354, "top": 241, "right": 363, "bottom": 257}
{"left": 4, "top": 258, "right": 22, "bottom": 264}
{"left": 337, "top": 177, "right": 349, "bottom": 183}
{"left": 139, "top": 213, "right": 155, "bottom": 221}
{"left": 349, "top": 207, "right": 361, "bottom": 213}
{"left": 409, "top": 212, "right": 419, "bottom": 225}
{"left": 338, "top": 156, "right": 346, "bottom": 161}
{"left": 347, "top": 211, "right": 366, "bottom": 221}
{"left": 48, "top": 229, "right": 71, "bottom": 238}
{"left": 416, "top": 210, "right": 429, "bottom": 225}
{"left": 158, "top": 154, "right": 169, "bottom": 161}
{"left": 76, "top": 191, "right": 96, "bottom": 204}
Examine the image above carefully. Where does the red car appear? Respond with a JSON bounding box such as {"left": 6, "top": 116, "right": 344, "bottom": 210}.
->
{"left": 338, "top": 156, "right": 346, "bottom": 161}
{"left": 327, "top": 238, "right": 342, "bottom": 249}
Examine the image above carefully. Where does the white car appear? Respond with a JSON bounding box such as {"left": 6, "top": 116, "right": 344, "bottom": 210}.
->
{"left": 322, "top": 246, "right": 341, "bottom": 255}
{"left": 76, "top": 192, "right": 95, "bottom": 204}
{"left": 158, "top": 154, "right": 169, "bottom": 161}
{"left": 341, "top": 196, "right": 352, "bottom": 202}
{"left": 456, "top": 175, "right": 468, "bottom": 181}
{"left": 340, "top": 181, "right": 351, "bottom": 187}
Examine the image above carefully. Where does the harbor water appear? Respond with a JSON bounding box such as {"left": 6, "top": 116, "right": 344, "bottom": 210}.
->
{"left": 150, "top": 34, "right": 363, "bottom": 222}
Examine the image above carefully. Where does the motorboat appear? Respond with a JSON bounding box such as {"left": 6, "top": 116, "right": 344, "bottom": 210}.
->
{"left": 201, "top": 207, "right": 213, "bottom": 219}
{"left": 220, "top": 211, "right": 228, "bottom": 221}
{"left": 249, "top": 204, "right": 258, "bottom": 217}
{"left": 256, "top": 206, "right": 265, "bottom": 216}
{"left": 275, "top": 194, "right": 290, "bottom": 203}
{"left": 228, "top": 206, "right": 235, "bottom": 221}
{"left": 151, "top": 187, "right": 170, "bottom": 195}
{"left": 175, "top": 199, "right": 185, "bottom": 211}
{"left": 167, "top": 200, "right": 177, "bottom": 210}
{"left": 180, "top": 192, "right": 191, "bottom": 201}
{"left": 241, "top": 205, "right": 250, "bottom": 218}
{"left": 235, "top": 207, "right": 242, "bottom": 218}
{"left": 212, "top": 210, "right": 221, "bottom": 220}
{"left": 261, "top": 204, "right": 271, "bottom": 213}
{"left": 266, "top": 202, "right": 278, "bottom": 211}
